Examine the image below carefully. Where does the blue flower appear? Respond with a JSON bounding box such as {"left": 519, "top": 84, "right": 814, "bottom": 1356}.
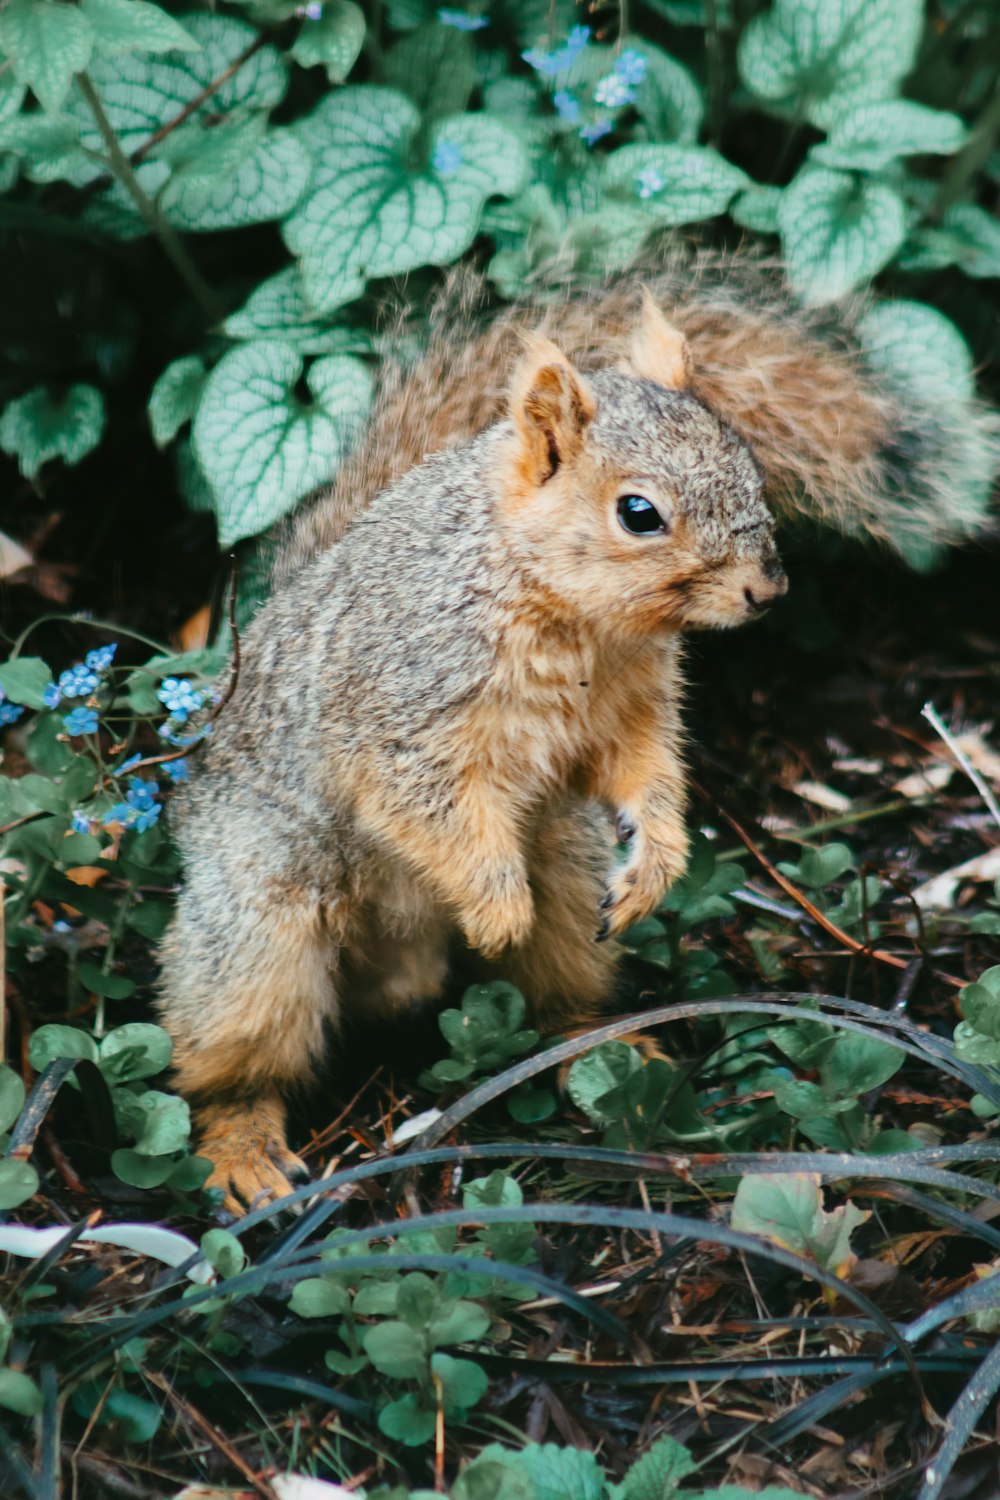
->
{"left": 553, "top": 88, "right": 580, "bottom": 123}
{"left": 119, "top": 752, "right": 143, "bottom": 773}
{"left": 159, "top": 721, "right": 209, "bottom": 747}
{"left": 614, "top": 48, "right": 647, "bottom": 85}
{"left": 63, "top": 706, "right": 98, "bottom": 736}
{"left": 438, "top": 7, "right": 488, "bottom": 28}
{"left": 0, "top": 693, "right": 24, "bottom": 725}
{"left": 126, "top": 777, "right": 160, "bottom": 812}
{"left": 594, "top": 73, "right": 636, "bottom": 108}
{"left": 579, "top": 117, "right": 613, "bottom": 145}
{"left": 131, "top": 803, "right": 162, "bottom": 833}
{"left": 523, "top": 23, "right": 590, "bottom": 76}
{"left": 103, "top": 802, "right": 134, "bottom": 828}
{"left": 432, "top": 139, "right": 463, "bottom": 175}
{"left": 70, "top": 810, "right": 93, "bottom": 834}
{"left": 58, "top": 663, "right": 99, "bottom": 699}
{"left": 85, "top": 643, "right": 117, "bottom": 673}
{"left": 298, "top": 1, "right": 323, "bottom": 16}
{"left": 156, "top": 677, "right": 204, "bottom": 719}
{"left": 636, "top": 164, "right": 665, "bottom": 198}
{"left": 43, "top": 682, "right": 62, "bottom": 708}
{"left": 162, "top": 758, "right": 189, "bottom": 783}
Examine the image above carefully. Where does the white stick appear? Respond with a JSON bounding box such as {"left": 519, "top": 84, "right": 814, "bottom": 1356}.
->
{"left": 921, "top": 701, "right": 1000, "bottom": 835}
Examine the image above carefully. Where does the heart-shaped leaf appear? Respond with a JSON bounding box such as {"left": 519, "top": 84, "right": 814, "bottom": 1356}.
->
{"left": 778, "top": 165, "right": 906, "bottom": 303}
{"left": 192, "top": 340, "right": 372, "bottom": 546}
{"left": 284, "top": 86, "right": 528, "bottom": 313}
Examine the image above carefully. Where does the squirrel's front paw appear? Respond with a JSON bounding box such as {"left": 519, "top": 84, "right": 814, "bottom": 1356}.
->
{"left": 597, "top": 835, "right": 687, "bottom": 941}
{"left": 199, "top": 1104, "right": 310, "bottom": 1219}
{"left": 460, "top": 873, "right": 534, "bottom": 959}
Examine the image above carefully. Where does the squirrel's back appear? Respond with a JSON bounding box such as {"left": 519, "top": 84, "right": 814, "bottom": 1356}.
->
{"left": 278, "top": 245, "right": 999, "bottom": 584}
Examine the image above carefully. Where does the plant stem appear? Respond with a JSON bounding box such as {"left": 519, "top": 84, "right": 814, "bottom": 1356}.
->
{"left": 76, "top": 73, "right": 223, "bottom": 324}
{"left": 933, "top": 78, "right": 1000, "bottom": 219}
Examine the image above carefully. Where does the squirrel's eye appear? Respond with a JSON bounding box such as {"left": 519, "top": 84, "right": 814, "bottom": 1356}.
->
{"left": 617, "top": 494, "right": 665, "bottom": 536}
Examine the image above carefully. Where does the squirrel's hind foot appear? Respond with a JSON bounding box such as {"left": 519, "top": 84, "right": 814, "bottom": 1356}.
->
{"left": 197, "top": 1097, "right": 310, "bottom": 1219}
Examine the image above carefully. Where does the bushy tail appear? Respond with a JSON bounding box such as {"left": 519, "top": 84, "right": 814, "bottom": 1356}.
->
{"left": 277, "top": 245, "right": 999, "bottom": 585}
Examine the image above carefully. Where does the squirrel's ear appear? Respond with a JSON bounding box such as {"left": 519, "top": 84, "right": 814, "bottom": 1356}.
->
{"left": 624, "top": 287, "right": 691, "bottom": 390}
{"left": 510, "top": 334, "right": 596, "bottom": 483}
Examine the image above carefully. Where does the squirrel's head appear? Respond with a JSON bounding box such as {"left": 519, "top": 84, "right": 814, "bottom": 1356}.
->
{"left": 501, "top": 291, "right": 787, "bottom": 634}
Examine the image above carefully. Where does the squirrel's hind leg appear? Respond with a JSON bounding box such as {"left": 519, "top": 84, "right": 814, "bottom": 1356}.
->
{"left": 159, "top": 877, "right": 342, "bottom": 1216}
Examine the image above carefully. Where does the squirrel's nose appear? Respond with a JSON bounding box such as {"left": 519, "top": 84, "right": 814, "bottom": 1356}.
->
{"left": 744, "top": 565, "right": 788, "bottom": 612}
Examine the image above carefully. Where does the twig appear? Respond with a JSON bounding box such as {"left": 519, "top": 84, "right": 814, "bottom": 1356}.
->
{"left": 146, "top": 1371, "right": 280, "bottom": 1500}
{"left": 76, "top": 73, "right": 223, "bottom": 323}
{"left": 692, "top": 785, "right": 964, "bottom": 990}
{"left": 130, "top": 36, "right": 267, "bottom": 169}
{"left": 921, "top": 701, "right": 1000, "bottom": 834}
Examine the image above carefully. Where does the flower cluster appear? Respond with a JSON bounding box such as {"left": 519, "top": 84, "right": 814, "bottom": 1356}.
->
{"left": 636, "top": 164, "right": 666, "bottom": 199}
{"left": 438, "top": 7, "right": 488, "bottom": 29}
{"left": 522, "top": 23, "right": 590, "bottom": 78}
{"left": 432, "top": 139, "right": 463, "bottom": 175}
{"left": 103, "top": 777, "right": 162, "bottom": 834}
{"left": 44, "top": 642, "right": 117, "bottom": 709}
{"left": 156, "top": 677, "right": 203, "bottom": 721}
{"left": 544, "top": 42, "right": 648, "bottom": 147}
{"left": 0, "top": 689, "right": 24, "bottom": 726}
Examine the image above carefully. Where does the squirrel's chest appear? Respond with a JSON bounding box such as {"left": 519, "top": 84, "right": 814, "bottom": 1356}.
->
{"left": 483, "top": 628, "right": 610, "bottom": 787}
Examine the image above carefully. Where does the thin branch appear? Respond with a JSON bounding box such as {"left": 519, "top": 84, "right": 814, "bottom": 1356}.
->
{"left": 75, "top": 72, "right": 223, "bottom": 323}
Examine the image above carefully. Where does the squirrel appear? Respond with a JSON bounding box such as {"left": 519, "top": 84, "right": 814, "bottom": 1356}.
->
{"left": 159, "top": 251, "right": 997, "bottom": 1214}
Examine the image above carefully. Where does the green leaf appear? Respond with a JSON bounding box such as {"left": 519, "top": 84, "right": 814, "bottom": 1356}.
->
{"left": 0, "top": 384, "right": 106, "bottom": 480}
{"left": 858, "top": 299, "right": 975, "bottom": 406}
{"left": 0, "top": 1368, "right": 43, "bottom": 1416}
{"left": 566, "top": 1042, "right": 643, "bottom": 1123}
{"left": 77, "top": 961, "right": 136, "bottom": 1000}
{"left": 0, "top": 656, "right": 53, "bottom": 709}
{"left": 378, "top": 1393, "right": 437, "bottom": 1446}
{"left": 124, "top": 1089, "right": 191, "bottom": 1155}
{"left": 159, "top": 126, "right": 312, "bottom": 233}
{"left": 0, "top": 112, "right": 90, "bottom": 185}
{"left": 80, "top": 0, "right": 200, "bottom": 58}
{"left": 285, "top": 88, "right": 528, "bottom": 314}
{"left": 738, "top": 0, "right": 924, "bottom": 130}
{"left": 820, "top": 1031, "right": 904, "bottom": 1097}
{"left": 0, "top": 0, "right": 94, "bottom": 113}
{"left": 905, "top": 204, "right": 1000, "bottom": 280}
{"left": 778, "top": 166, "right": 906, "bottom": 304}
{"left": 29, "top": 1023, "right": 99, "bottom": 1071}
{"left": 730, "top": 184, "right": 782, "bottom": 234}
{"left": 0, "top": 1158, "right": 39, "bottom": 1210}
{"left": 812, "top": 100, "right": 967, "bottom": 172}
{"left": 618, "top": 1433, "right": 696, "bottom": 1500}
{"left": 630, "top": 38, "right": 703, "bottom": 144}
{"left": 396, "top": 1272, "right": 441, "bottom": 1329}
{"left": 223, "top": 266, "right": 370, "bottom": 352}
{"left": 363, "top": 1320, "right": 427, "bottom": 1379}
{"left": 962, "top": 967, "right": 1000, "bottom": 1032}
{"left": 200, "top": 1227, "right": 248, "bottom": 1278}
{"left": 192, "top": 341, "right": 372, "bottom": 547}
{"left": 427, "top": 1298, "right": 490, "bottom": 1347}
{"left": 62, "top": 14, "right": 287, "bottom": 162}
{"left": 110, "top": 1149, "right": 179, "bottom": 1188}
{"left": 731, "top": 1173, "right": 869, "bottom": 1275}
{"left": 98, "top": 1023, "right": 172, "bottom": 1082}
{"left": 148, "top": 357, "right": 207, "bottom": 449}
{"left": 104, "top": 1389, "right": 162, "bottom": 1443}
{"left": 778, "top": 842, "right": 853, "bottom": 889}
{"left": 385, "top": 21, "right": 475, "bottom": 117}
{"left": 604, "top": 144, "right": 749, "bottom": 226}
{"left": 290, "top": 1276, "right": 351, "bottom": 1318}
{"left": 431, "top": 1352, "right": 488, "bottom": 1414}
{"left": 0, "top": 1065, "right": 25, "bottom": 1135}
{"left": 292, "top": 0, "right": 365, "bottom": 81}
{"left": 479, "top": 1442, "right": 606, "bottom": 1500}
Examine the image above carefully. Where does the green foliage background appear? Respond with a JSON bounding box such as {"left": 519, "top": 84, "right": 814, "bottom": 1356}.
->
{"left": 2, "top": 1, "right": 1000, "bottom": 1496}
